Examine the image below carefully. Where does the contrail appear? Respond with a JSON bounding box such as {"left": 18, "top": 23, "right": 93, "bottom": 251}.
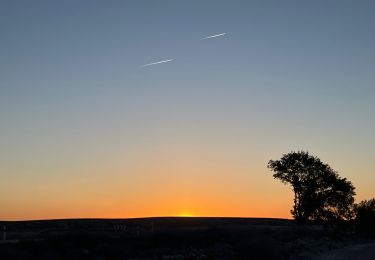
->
{"left": 202, "top": 33, "right": 227, "bottom": 40}
{"left": 141, "top": 59, "right": 174, "bottom": 67}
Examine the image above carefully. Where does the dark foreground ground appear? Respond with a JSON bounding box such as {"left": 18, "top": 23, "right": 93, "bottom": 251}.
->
{"left": 0, "top": 217, "right": 372, "bottom": 259}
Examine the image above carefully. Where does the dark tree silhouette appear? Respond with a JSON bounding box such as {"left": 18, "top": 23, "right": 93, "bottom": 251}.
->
{"left": 355, "top": 199, "right": 375, "bottom": 235}
{"left": 268, "top": 151, "right": 356, "bottom": 222}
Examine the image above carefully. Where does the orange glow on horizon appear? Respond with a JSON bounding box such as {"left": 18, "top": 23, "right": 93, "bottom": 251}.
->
{"left": 1, "top": 146, "right": 294, "bottom": 221}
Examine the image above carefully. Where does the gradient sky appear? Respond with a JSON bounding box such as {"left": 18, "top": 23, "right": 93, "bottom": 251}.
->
{"left": 1, "top": 0, "right": 375, "bottom": 220}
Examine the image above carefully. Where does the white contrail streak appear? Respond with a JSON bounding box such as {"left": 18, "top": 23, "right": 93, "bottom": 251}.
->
{"left": 141, "top": 59, "right": 174, "bottom": 67}
{"left": 202, "top": 33, "right": 227, "bottom": 40}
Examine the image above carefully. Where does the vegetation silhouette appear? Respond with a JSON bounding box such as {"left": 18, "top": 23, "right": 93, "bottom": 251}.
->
{"left": 355, "top": 199, "right": 375, "bottom": 236}
{"left": 268, "top": 151, "right": 356, "bottom": 223}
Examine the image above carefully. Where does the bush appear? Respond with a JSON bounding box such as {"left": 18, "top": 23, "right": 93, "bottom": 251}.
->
{"left": 355, "top": 199, "right": 375, "bottom": 236}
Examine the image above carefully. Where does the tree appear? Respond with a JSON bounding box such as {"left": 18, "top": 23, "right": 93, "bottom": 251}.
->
{"left": 355, "top": 199, "right": 375, "bottom": 235}
{"left": 267, "top": 151, "right": 356, "bottom": 222}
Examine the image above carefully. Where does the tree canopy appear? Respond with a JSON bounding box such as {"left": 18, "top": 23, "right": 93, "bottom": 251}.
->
{"left": 268, "top": 151, "right": 356, "bottom": 222}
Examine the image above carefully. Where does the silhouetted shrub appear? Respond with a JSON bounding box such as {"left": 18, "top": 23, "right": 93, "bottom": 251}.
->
{"left": 355, "top": 199, "right": 375, "bottom": 236}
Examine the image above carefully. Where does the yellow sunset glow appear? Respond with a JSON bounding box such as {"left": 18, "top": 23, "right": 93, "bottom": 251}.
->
{"left": 178, "top": 212, "right": 194, "bottom": 217}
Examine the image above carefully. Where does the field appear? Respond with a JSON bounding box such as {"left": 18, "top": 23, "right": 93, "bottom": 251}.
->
{"left": 1, "top": 217, "right": 370, "bottom": 259}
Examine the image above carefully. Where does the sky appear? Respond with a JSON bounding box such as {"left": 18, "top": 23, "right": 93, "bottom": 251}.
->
{"left": 1, "top": 0, "right": 375, "bottom": 220}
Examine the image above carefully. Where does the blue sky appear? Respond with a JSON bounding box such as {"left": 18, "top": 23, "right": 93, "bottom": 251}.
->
{"left": 1, "top": 1, "right": 375, "bottom": 219}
